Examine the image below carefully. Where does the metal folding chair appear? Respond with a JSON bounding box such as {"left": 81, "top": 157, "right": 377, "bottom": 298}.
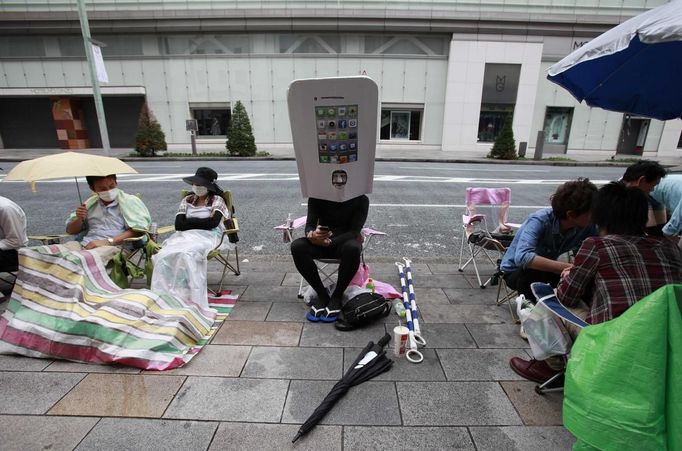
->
{"left": 457, "top": 187, "right": 519, "bottom": 289}
{"left": 275, "top": 216, "right": 384, "bottom": 298}
{"left": 528, "top": 282, "right": 588, "bottom": 395}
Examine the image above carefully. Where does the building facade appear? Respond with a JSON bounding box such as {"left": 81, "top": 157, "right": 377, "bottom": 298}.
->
{"left": 1, "top": 0, "right": 681, "bottom": 159}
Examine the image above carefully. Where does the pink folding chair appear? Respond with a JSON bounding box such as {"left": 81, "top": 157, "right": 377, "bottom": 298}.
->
{"left": 458, "top": 187, "right": 519, "bottom": 290}
{"left": 275, "top": 216, "right": 385, "bottom": 298}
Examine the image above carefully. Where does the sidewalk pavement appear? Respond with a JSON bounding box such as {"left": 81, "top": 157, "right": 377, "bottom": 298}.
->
{"left": 1, "top": 147, "right": 682, "bottom": 170}
{"left": 0, "top": 256, "right": 575, "bottom": 450}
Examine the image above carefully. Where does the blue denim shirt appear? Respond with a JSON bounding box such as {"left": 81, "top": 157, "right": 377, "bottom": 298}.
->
{"left": 650, "top": 174, "right": 682, "bottom": 236}
{"left": 500, "top": 207, "right": 596, "bottom": 273}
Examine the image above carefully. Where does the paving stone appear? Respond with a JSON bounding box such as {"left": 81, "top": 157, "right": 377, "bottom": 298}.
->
{"left": 500, "top": 381, "right": 565, "bottom": 426}
{"left": 466, "top": 324, "right": 529, "bottom": 348}
{"left": 371, "top": 262, "right": 431, "bottom": 275}
{"left": 282, "top": 380, "right": 401, "bottom": 425}
{"left": 397, "top": 382, "right": 522, "bottom": 426}
{"left": 437, "top": 349, "right": 528, "bottom": 381}
{"left": 427, "top": 263, "right": 469, "bottom": 274}
{"left": 344, "top": 347, "right": 445, "bottom": 381}
{"left": 0, "top": 415, "right": 98, "bottom": 451}
{"left": 299, "top": 321, "right": 388, "bottom": 347}
{"left": 45, "top": 361, "right": 142, "bottom": 374}
{"left": 419, "top": 304, "right": 510, "bottom": 324}
{"left": 164, "top": 377, "right": 289, "bottom": 422}
{"left": 443, "top": 287, "right": 498, "bottom": 304}
{"left": 417, "top": 274, "right": 476, "bottom": 289}
{"left": 282, "top": 272, "right": 305, "bottom": 286}
{"left": 0, "top": 354, "right": 53, "bottom": 371}
{"left": 215, "top": 272, "right": 285, "bottom": 287}
{"left": 265, "top": 302, "right": 308, "bottom": 321}
{"left": 469, "top": 426, "right": 575, "bottom": 450}
{"left": 48, "top": 374, "right": 185, "bottom": 418}
{"left": 242, "top": 346, "right": 343, "bottom": 380}
{"left": 241, "top": 285, "right": 302, "bottom": 302}
{"left": 344, "top": 426, "right": 475, "bottom": 450}
{"left": 212, "top": 320, "right": 302, "bottom": 346}
{"left": 0, "top": 371, "right": 85, "bottom": 414}
{"left": 209, "top": 422, "right": 341, "bottom": 451}
{"left": 415, "top": 323, "right": 477, "bottom": 348}
{"left": 235, "top": 261, "right": 298, "bottom": 272}
{"left": 226, "top": 301, "right": 272, "bottom": 321}
{"left": 409, "top": 287, "right": 450, "bottom": 304}
{"left": 75, "top": 418, "right": 217, "bottom": 451}
{"left": 144, "top": 345, "right": 251, "bottom": 377}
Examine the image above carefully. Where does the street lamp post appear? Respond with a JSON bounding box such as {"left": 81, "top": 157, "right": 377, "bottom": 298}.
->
{"left": 76, "top": 0, "right": 111, "bottom": 155}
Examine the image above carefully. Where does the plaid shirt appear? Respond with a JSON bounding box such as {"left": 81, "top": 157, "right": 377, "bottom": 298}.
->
{"left": 557, "top": 235, "right": 682, "bottom": 324}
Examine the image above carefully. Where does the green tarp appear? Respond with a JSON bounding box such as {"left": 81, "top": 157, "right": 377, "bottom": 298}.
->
{"left": 563, "top": 284, "right": 682, "bottom": 451}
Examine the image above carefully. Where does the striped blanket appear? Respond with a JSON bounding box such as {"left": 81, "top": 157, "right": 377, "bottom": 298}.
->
{"left": 0, "top": 245, "right": 234, "bottom": 371}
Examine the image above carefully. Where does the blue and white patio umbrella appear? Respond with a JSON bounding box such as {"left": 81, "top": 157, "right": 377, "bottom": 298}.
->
{"left": 547, "top": 0, "right": 682, "bottom": 121}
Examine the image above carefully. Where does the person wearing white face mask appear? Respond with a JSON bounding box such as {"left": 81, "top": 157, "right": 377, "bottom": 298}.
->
{"left": 151, "top": 167, "right": 231, "bottom": 309}
{"left": 65, "top": 174, "right": 151, "bottom": 263}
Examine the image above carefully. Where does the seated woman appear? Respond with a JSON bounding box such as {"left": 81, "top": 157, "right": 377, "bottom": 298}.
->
{"left": 151, "top": 167, "right": 230, "bottom": 310}
{"left": 500, "top": 178, "right": 597, "bottom": 300}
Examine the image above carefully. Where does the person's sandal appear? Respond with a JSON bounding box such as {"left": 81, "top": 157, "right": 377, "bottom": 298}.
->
{"left": 320, "top": 307, "right": 341, "bottom": 323}
{"left": 306, "top": 306, "right": 325, "bottom": 322}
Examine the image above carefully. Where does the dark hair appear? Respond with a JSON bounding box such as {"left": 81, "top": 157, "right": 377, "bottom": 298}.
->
{"left": 622, "top": 160, "right": 667, "bottom": 183}
{"left": 86, "top": 174, "right": 117, "bottom": 189}
{"left": 592, "top": 182, "right": 648, "bottom": 235}
{"left": 550, "top": 178, "right": 597, "bottom": 219}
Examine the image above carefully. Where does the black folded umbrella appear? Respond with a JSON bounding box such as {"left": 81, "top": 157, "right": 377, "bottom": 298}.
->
{"left": 292, "top": 333, "right": 393, "bottom": 443}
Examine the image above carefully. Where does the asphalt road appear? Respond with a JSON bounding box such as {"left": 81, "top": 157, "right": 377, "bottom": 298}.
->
{"left": 1, "top": 160, "right": 627, "bottom": 259}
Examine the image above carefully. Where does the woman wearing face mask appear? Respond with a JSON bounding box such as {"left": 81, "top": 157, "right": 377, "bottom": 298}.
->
{"left": 150, "top": 167, "right": 231, "bottom": 310}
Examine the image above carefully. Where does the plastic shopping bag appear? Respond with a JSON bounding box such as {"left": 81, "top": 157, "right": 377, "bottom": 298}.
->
{"left": 521, "top": 300, "right": 571, "bottom": 360}
{"left": 350, "top": 262, "right": 370, "bottom": 287}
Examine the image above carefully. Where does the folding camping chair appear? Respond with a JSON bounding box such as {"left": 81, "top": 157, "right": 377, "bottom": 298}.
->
{"left": 527, "top": 282, "right": 588, "bottom": 395}
{"left": 166, "top": 190, "right": 241, "bottom": 293}
{"left": 457, "top": 187, "right": 519, "bottom": 289}
{"left": 275, "top": 216, "right": 385, "bottom": 298}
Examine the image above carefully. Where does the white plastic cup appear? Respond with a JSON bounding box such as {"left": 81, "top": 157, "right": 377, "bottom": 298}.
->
{"left": 393, "top": 326, "right": 409, "bottom": 357}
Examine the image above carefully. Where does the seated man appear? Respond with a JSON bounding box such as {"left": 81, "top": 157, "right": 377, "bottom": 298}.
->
{"left": 0, "top": 196, "right": 28, "bottom": 294}
{"left": 290, "top": 194, "right": 369, "bottom": 323}
{"left": 649, "top": 173, "right": 682, "bottom": 246}
{"left": 500, "top": 178, "right": 597, "bottom": 300}
{"left": 620, "top": 160, "right": 667, "bottom": 236}
{"left": 510, "top": 182, "right": 682, "bottom": 383}
{"left": 65, "top": 174, "right": 151, "bottom": 264}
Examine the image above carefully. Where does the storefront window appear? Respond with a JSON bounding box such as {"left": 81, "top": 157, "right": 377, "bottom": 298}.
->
{"left": 190, "top": 108, "right": 231, "bottom": 137}
{"left": 477, "top": 63, "right": 520, "bottom": 142}
{"left": 478, "top": 104, "right": 513, "bottom": 143}
{"left": 380, "top": 108, "right": 422, "bottom": 141}
{"left": 543, "top": 107, "right": 573, "bottom": 145}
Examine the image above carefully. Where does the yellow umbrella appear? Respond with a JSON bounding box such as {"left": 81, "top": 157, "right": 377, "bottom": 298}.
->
{"left": 3, "top": 151, "right": 137, "bottom": 202}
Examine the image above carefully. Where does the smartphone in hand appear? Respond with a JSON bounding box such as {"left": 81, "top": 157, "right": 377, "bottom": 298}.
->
{"left": 318, "top": 225, "right": 330, "bottom": 232}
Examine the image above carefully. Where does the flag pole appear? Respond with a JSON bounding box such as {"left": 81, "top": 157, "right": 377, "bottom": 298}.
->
{"left": 76, "top": 0, "right": 111, "bottom": 156}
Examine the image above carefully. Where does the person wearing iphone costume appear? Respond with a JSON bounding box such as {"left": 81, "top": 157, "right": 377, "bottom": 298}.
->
{"left": 65, "top": 174, "right": 151, "bottom": 264}
{"left": 287, "top": 76, "right": 378, "bottom": 323}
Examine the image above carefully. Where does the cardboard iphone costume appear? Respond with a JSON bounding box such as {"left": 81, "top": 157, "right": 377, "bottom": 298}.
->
{"left": 287, "top": 76, "right": 378, "bottom": 203}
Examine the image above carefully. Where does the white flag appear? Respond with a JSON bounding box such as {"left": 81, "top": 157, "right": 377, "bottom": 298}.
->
{"left": 92, "top": 44, "right": 109, "bottom": 83}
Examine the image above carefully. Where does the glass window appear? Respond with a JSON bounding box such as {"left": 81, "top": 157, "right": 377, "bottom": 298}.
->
{"left": 478, "top": 104, "right": 514, "bottom": 143}
{"left": 190, "top": 108, "right": 231, "bottom": 137}
{"left": 543, "top": 107, "right": 574, "bottom": 145}
{"left": 364, "top": 35, "right": 448, "bottom": 56}
{"left": 278, "top": 35, "right": 340, "bottom": 54}
{"left": 380, "top": 108, "right": 422, "bottom": 141}
{"left": 0, "top": 36, "right": 45, "bottom": 57}
{"left": 161, "top": 35, "right": 250, "bottom": 55}
{"left": 478, "top": 63, "right": 521, "bottom": 142}
{"left": 677, "top": 131, "right": 682, "bottom": 149}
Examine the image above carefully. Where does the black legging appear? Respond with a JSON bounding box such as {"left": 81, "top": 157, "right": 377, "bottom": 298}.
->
{"left": 290, "top": 237, "right": 362, "bottom": 306}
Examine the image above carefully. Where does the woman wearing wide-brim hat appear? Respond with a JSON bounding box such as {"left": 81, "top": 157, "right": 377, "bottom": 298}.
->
{"left": 151, "top": 167, "right": 231, "bottom": 310}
